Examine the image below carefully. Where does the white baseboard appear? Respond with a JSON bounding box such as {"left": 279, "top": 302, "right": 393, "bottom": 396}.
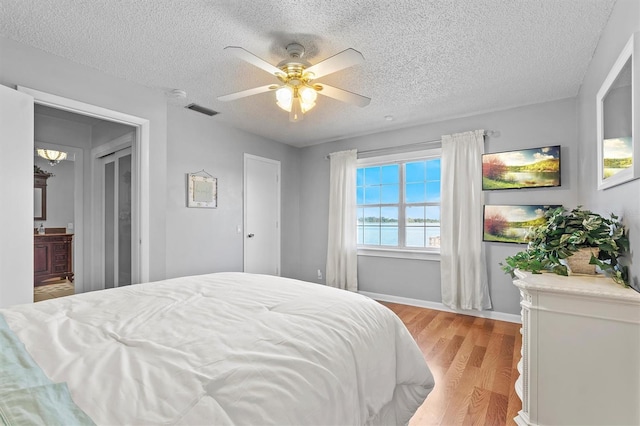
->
{"left": 359, "top": 291, "right": 521, "bottom": 324}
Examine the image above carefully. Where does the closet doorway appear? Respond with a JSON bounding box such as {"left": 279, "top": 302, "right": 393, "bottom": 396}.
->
{"left": 96, "top": 145, "right": 134, "bottom": 288}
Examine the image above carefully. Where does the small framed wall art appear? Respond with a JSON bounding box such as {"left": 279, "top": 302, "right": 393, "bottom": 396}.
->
{"left": 187, "top": 170, "right": 217, "bottom": 208}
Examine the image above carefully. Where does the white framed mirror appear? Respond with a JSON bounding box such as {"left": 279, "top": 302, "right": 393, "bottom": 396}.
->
{"left": 596, "top": 32, "right": 639, "bottom": 190}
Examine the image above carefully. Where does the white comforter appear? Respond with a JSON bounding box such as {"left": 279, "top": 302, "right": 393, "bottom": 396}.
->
{"left": 2, "top": 273, "right": 434, "bottom": 425}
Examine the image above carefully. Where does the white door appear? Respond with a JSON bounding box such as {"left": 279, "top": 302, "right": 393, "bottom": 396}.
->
{"left": 0, "top": 86, "right": 34, "bottom": 307}
{"left": 243, "top": 154, "right": 281, "bottom": 275}
{"left": 103, "top": 147, "right": 133, "bottom": 288}
{"left": 100, "top": 147, "right": 134, "bottom": 289}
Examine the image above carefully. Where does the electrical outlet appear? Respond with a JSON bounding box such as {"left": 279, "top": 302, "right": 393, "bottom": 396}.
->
{"left": 317, "top": 269, "right": 323, "bottom": 280}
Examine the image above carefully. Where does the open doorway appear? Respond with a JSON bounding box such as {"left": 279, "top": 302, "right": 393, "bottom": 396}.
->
{"left": 19, "top": 86, "right": 150, "bottom": 300}
{"left": 33, "top": 104, "right": 137, "bottom": 299}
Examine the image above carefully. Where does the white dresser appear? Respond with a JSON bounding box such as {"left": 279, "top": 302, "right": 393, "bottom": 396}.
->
{"left": 512, "top": 269, "right": 640, "bottom": 426}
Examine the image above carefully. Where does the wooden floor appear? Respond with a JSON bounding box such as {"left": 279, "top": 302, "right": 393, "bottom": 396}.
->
{"left": 380, "top": 302, "right": 522, "bottom": 426}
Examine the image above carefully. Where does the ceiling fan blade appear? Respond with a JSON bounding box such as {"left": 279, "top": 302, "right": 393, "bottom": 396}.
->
{"left": 224, "top": 46, "right": 283, "bottom": 76}
{"left": 217, "top": 84, "right": 278, "bottom": 102}
{"left": 305, "top": 48, "right": 364, "bottom": 79}
{"left": 315, "top": 84, "right": 371, "bottom": 107}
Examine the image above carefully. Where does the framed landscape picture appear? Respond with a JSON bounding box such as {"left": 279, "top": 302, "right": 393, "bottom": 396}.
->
{"left": 483, "top": 204, "right": 560, "bottom": 244}
{"left": 482, "top": 145, "right": 561, "bottom": 190}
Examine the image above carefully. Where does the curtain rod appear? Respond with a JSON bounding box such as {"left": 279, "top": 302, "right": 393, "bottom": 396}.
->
{"left": 324, "top": 129, "right": 498, "bottom": 160}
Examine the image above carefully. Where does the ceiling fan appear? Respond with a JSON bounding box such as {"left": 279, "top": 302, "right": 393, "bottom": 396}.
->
{"left": 217, "top": 43, "right": 371, "bottom": 122}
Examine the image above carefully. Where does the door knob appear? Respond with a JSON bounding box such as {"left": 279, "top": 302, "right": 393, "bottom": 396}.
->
{"left": 247, "top": 233, "right": 255, "bottom": 238}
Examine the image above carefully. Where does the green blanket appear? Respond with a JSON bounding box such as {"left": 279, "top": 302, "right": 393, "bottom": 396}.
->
{"left": 0, "top": 314, "right": 94, "bottom": 426}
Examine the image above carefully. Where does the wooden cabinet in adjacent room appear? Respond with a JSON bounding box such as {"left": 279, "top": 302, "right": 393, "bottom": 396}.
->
{"left": 34, "top": 234, "right": 74, "bottom": 286}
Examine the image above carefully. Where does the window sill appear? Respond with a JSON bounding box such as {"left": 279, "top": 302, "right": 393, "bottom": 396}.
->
{"left": 357, "top": 247, "right": 440, "bottom": 261}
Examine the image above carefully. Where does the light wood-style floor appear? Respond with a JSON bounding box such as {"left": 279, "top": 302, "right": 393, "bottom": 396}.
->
{"left": 380, "top": 302, "right": 522, "bottom": 426}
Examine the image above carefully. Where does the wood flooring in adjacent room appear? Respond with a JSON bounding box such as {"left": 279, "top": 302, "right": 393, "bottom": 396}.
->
{"left": 380, "top": 302, "right": 522, "bottom": 426}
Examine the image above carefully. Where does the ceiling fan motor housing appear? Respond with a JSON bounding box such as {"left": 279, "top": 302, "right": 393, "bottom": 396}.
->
{"left": 286, "top": 43, "right": 305, "bottom": 58}
{"left": 276, "top": 43, "right": 314, "bottom": 82}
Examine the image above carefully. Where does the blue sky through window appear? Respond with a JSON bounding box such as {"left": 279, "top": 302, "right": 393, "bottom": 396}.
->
{"left": 357, "top": 161, "right": 441, "bottom": 212}
{"left": 357, "top": 158, "right": 441, "bottom": 249}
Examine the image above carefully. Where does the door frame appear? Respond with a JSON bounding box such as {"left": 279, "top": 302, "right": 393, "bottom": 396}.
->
{"left": 243, "top": 153, "right": 281, "bottom": 275}
{"left": 18, "top": 86, "right": 151, "bottom": 286}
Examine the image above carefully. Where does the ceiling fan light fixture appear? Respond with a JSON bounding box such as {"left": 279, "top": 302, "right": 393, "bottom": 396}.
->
{"left": 276, "top": 86, "right": 293, "bottom": 112}
{"left": 299, "top": 86, "right": 317, "bottom": 104}
{"left": 300, "top": 99, "right": 316, "bottom": 113}
{"left": 298, "top": 86, "right": 317, "bottom": 114}
{"left": 37, "top": 149, "right": 67, "bottom": 166}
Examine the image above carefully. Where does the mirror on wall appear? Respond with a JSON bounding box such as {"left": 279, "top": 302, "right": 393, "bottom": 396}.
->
{"left": 596, "top": 32, "right": 639, "bottom": 190}
{"left": 34, "top": 171, "right": 49, "bottom": 221}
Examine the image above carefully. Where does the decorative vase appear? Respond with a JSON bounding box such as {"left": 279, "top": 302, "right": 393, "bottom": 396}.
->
{"left": 565, "top": 247, "right": 600, "bottom": 275}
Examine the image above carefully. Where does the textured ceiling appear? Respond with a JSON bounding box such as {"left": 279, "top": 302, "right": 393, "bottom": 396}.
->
{"left": 0, "top": 0, "right": 616, "bottom": 147}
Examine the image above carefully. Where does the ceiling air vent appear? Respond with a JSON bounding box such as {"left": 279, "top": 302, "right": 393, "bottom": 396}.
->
{"left": 186, "top": 103, "right": 219, "bottom": 117}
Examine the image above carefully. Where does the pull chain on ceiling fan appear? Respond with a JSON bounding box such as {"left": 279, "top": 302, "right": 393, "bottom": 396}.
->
{"left": 218, "top": 43, "right": 371, "bottom": 122}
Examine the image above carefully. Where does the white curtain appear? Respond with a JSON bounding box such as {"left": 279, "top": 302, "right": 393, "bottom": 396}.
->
{"left": 326, "top": 149, "right": 358, "bottom": 291}
{"left": 440, "top": 130, "right": 492, "bottom": 310}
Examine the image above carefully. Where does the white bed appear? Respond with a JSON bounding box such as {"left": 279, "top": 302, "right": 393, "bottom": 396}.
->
{"left": 1, "top": 272, "right": 434, "bottom": 425}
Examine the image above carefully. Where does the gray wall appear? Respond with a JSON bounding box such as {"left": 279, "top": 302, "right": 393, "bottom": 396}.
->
{"left": 577, "top": 0, "right": 640, "bottom": 291}
{"left": 165, "top": 104, "right": 301, "bottom": 279}
{"left": 35, "top": 113, "right": 92, "bottom": 149}
{"left": 298, "top": 98, "right": 578, "bottom": 315}
{"left": 92, "top": 120, "right": 135, "bottom": 148}
{"left": 1, "top": 35, "right": 168, "bottom": 282}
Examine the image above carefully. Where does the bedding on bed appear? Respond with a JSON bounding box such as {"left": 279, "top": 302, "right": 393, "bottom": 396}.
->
{"left": 0, "top": 315, "right": 94, "bottom": 426}
{"left": 1, "top": 272, "right": 434, "bottom": 425}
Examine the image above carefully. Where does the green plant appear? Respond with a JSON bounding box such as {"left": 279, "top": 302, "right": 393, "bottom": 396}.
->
{"left": 501, "top": 206, "right": 630, "bottom": 286}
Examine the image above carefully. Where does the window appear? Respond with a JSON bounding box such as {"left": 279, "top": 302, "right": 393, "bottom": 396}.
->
{"left": 356, "top": 149, "right": 441, "bottom": 258}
